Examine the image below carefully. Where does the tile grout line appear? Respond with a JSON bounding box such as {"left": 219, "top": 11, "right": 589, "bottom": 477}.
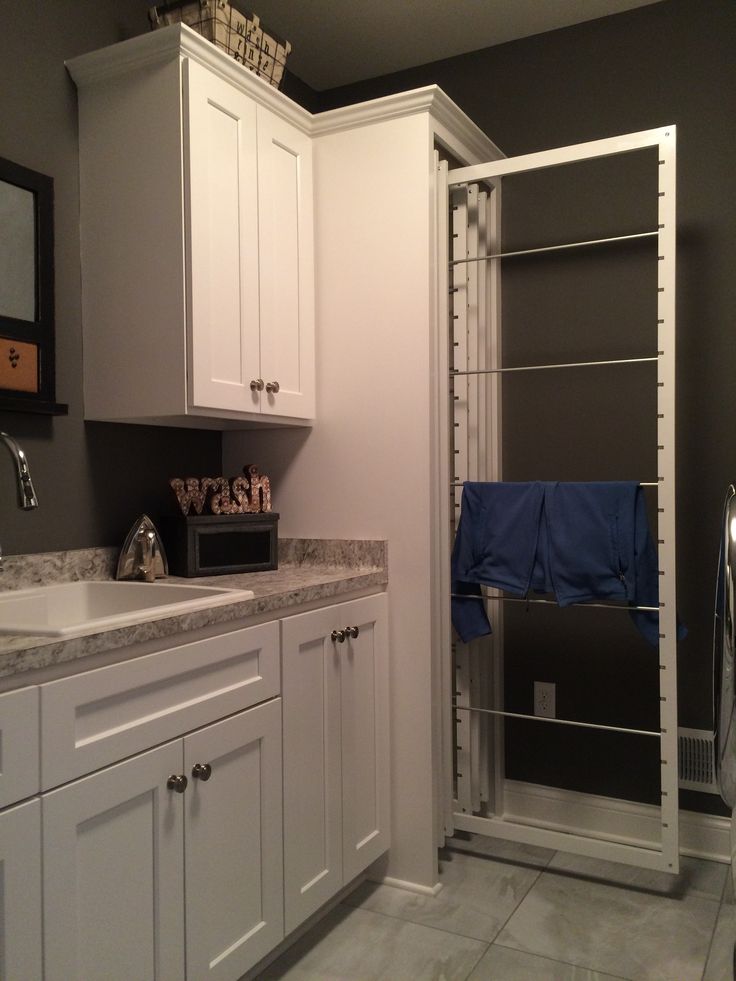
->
{"left": 699, "top": 889, "right": 730, "bottom": 981}
{"left": 336, "top": 898, "right": 494, "bottom": 947}
{"left": 490, "top": 937, "right": 635, "bottom": 981}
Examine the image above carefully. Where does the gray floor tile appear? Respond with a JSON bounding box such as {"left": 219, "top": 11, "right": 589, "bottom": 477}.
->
{"left": 447, "top": 831, "right": 556, "bottom": 868}
{"left": 344, "top": 846, "right": 542, "bottom": 942}
{"left": 468, "top": 944, "right": 626, "bottom": 980}
{"left": 548, "top": 850, "right": 728, "bottom": 900}
{"left": 703, "top": 899, "right": 736, "bottom": 981}
{"left": 257, "top": 903, "right": 487, "bottom": 981}
{"left": 495, "top": 867, "right": 720, "bottom": 981}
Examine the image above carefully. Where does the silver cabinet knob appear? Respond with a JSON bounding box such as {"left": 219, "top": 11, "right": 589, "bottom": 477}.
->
{"left": 345, "top": 625, "right": 360, "bottom": 639}
{"left": 192, "top": 762, "right": 212, "bottom": 781}
{"left": 167, "top": 774, "right": 188, "bottom": 794}
{"left": 331, "top": 629, "right": 346, "bottom": 643}
{"left": 265, "top": 381, "right": 280, "bottom": 394}
{"left": 250, "top": 378, "right": 264, "bottom": 392}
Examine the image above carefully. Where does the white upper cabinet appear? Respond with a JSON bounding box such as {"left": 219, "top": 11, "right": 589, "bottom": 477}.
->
{"left": 67, "top": 26, "right": 315, "bottom": 428}
{"left": 256, "top": 108, "right": 314, "bottom": 418}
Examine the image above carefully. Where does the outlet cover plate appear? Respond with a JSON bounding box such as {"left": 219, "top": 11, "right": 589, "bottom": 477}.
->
{"left": 534, "top": 681, "right": 556, "bottom": 719}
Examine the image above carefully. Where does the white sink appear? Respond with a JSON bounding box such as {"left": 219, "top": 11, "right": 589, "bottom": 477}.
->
{"left": 0, "top": 580, "right": 255, "bottom": 638}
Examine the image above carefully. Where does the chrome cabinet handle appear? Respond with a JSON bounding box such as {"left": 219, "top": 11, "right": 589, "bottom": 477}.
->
{"left": 167, "top": 774, "right": 188, "bottom": 794}
{"left": 265, "top": 381, "right": 280, "bottom": 394}
{"left": 345, "top": 625, "right": 360, "bottom": 639}
{"left": 250, "top": 378, "right": 264, "bottom": 392}
{"left": 331, "top": 629, "right": 346, "bottom": 643}
{"left": 192, "top": 762, "right": 212, "bottom": 781}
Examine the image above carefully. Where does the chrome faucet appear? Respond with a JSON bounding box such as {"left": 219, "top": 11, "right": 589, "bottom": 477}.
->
{"left": 0, "top": 432, "right": 39, "bottom": 509}
{"left": 0, "top": 432, "right": 39, "bottom": 570}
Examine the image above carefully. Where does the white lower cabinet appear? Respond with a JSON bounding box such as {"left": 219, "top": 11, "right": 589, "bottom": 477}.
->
{"left": 43, "top": 699, "right": 282, "bottom": 981}
{"left": 4, "top": 591, "right": 389, "bottom": 978}
{"left": 281, "top": 593, "right": 390, "bottom": 933}
{"left": 0, "top": 798, "right": 43, "bottom": 981}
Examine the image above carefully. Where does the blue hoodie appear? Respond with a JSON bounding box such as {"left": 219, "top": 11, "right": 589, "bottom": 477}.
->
{"left": 451, "top": 481, "right": 684, "bottom": 647}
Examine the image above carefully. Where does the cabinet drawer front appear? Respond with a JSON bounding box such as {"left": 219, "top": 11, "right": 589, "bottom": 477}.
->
{"left": 0, "top": 685, "right": 39, "bottom": 808}
{"left": 40, "top": 621, "right": 279, "bottom": 789}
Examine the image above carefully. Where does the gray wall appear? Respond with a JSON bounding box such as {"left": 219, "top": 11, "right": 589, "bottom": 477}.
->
{"left": 314, "top": 0, "right": 736, "bottom": 811}
{"left": 0, "top": 1, "right": 221, "bottom": 555}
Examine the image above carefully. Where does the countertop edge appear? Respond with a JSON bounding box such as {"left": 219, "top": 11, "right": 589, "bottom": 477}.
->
{"left": 0, "top": 565, "right": 388, "bottom": 686}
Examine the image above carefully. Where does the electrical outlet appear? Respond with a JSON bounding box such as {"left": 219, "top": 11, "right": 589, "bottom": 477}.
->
{"left": 534, "top": 681, "right": 556, "bottom": 719}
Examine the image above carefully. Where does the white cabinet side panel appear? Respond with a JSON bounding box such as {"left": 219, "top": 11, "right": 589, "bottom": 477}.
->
{"left": 77, "top": 59, "right": 188, "bottom": 420}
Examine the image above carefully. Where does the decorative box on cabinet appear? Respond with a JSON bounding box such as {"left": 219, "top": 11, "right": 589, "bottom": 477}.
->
{"left": 280, "top": 592, "right": 390, "bottom": 932}
{"left": 66, "top": 24, "right": 314, "bottom": 428}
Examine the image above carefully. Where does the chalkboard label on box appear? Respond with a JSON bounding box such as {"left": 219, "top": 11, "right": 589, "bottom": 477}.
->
{"left": 160, "top": 513, "right": 279, "bottom": 577}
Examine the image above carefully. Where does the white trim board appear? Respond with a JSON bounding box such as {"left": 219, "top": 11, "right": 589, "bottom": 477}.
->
{"left": 454, "top": 780, "right": 730, "bottom": 865}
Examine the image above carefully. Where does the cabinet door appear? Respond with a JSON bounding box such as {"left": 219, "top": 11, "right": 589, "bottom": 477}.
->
{"left": 0, "top": 685, "right": 39, "bottom": 807}
{"left": 339, "top": 593, "right": 391, "bottom": 882}
{"left": 184, "top": 699, "right": 283, "bottom": 980}
{"left": 185, "top": 58, "right": 261, "bottom": 414}
{"left": 281, "top": 604, "right": 343, "bottom": 932}
{"left": 257, "top": 108, "right": 315, "bottom": 419}
{"left": 0, "top": 798, "right": 42, "bottom": 981}
{"left": 43, "top": 741, "right": 185, "bottom": 981}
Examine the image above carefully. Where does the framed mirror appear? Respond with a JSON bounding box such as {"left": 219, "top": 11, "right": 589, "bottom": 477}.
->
{"left": 0, "top": 155, "right": 67, "bottom": 413}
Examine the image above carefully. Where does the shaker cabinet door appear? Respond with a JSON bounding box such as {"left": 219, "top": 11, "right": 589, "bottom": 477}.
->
{"left": 184, "top": 700, "right": 284, "bottom": 980}
{"left": 185, "top": 58, "right": 261, "bottom": 414}
{"left": 42, "top": 741, "right": 185, "bottom": 981}
{"left": 281, "top": 593, "right": 389, "bottom": 932}
{"left": 257, "top": 108, "right": 315, "bottom": 420}
{"left": 0, "top": 799, "right": 42, "bottom": 981}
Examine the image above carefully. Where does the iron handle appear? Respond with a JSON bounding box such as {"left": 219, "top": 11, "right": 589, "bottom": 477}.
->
{"left": 192, "top": 762, "right": 212, "bottom": 781}
{"left": 265, "top": 380, "right": 280, "bottom": 394}
{"left": 167, "top": 774, "right": 188, "bottom": 794}
{"left": 345, "top": 625, "right": 360, "bottom": 639}
{"left": 250, "top": 378, "right": 264, "bottom": 392}
{"left": 331, "top": 629, "right": 346, "bottom": 643}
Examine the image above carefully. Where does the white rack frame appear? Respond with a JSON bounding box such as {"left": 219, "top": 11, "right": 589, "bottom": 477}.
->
{"left": 438, "top": 127, "right": 679, "bottom": 873}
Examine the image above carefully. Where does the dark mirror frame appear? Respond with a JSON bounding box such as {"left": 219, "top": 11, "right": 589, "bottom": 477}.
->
{"left": 0, "top": 155, "right": 67, "bottom": 414}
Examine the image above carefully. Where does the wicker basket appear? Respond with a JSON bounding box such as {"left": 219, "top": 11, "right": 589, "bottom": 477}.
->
{"left": 148, "top": 0, "right": 291, "bottom": 89}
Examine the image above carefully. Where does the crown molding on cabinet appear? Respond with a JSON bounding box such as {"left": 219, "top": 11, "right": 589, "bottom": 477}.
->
{"left": 66, "top": 23, "right": 313, "bottom": 136}
{"left": 66, "top": 24, "right": 502, "bottom": 161}
{"left": 311, "top": 86, "right": 503, "bottom": 163}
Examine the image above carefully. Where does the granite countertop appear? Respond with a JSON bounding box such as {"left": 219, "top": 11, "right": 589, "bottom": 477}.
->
{"left": 0, "top": 539, "right": 387, "bottom": 684}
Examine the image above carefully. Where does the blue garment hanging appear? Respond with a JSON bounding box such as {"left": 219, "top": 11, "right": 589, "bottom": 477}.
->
{"left": 451, "top": 480, "right": 686, "bottom": 647}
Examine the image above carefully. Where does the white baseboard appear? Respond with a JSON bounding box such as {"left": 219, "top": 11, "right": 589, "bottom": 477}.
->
{"left": 497, "top": 779, "right": 730, "bottom": 864}
{"left": 377, "top": 875, "right": 443, "bottom": 896}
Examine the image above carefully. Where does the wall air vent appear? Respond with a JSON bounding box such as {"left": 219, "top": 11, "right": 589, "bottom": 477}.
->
{"left": 678, "top": 728, "right": 718, "bottom": 793}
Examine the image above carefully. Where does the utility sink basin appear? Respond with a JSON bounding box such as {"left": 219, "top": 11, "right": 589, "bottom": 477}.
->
{"left": 0, "top": 580, "right": 255, "bottom": 638}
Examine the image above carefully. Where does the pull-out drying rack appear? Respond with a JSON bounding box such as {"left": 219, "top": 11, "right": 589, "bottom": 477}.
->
{"left": 437, "top": 127, "right": 678, "bottom": 872}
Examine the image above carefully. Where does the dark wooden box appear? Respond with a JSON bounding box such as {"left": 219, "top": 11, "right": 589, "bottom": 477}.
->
{"left": 160, "top": 512, "right": 278, "bottom": 577}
